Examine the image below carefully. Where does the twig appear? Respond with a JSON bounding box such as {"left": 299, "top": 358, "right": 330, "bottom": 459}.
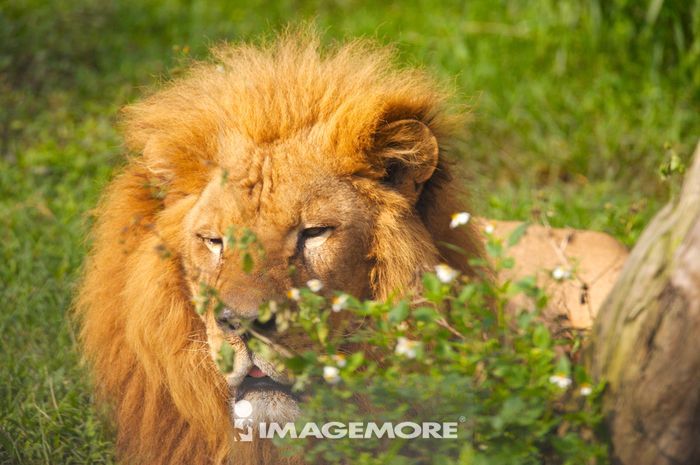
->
{"left": 435, "top": 317, "right": 466, "bottom": 340}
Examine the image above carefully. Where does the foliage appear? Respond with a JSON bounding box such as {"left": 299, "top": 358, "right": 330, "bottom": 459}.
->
{"left": 231, "top": 230, "right": 608, "bottom": 465}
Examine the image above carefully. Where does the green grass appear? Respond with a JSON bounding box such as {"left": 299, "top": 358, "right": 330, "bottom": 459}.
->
{"left": 1, "top": 0, "right": 698, "bottom": 463}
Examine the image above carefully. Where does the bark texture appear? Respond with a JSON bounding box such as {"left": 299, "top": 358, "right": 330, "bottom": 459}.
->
{"left": 590, "top": 141, "right": 700, "bottom": 465}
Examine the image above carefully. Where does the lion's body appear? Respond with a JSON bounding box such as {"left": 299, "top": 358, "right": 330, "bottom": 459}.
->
{"left": 76, "top": 32, "right": 483, "bottom": 465}
{"left": 76, "top": 32, "right": 625, "bottom": 465}
{"left": 490, "top": 220, "right": 628, "bottom": 329}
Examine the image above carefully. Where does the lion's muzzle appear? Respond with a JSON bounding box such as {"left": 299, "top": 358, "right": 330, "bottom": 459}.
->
{"left": 206, "top": 306, "right": 295, "bottom": 391}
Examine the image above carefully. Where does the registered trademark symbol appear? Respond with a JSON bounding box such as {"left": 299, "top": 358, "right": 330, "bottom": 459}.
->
{"left": 459, "top": 416, "right": 466, "bottom": 423}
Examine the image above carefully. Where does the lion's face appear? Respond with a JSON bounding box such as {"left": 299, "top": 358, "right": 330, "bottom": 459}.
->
{"left": 173, "top": 114, "right": 445, "bottom": 425}
{"left": 181, "top": 135, "right": 379, "bottom": 423}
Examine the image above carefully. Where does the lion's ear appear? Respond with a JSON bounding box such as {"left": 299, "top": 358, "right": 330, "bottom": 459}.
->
{"left": 374, "top": 119, "right": 439, "bottom": 203}
{"left": 140, "top": 137, "right": 209, "bottom": 205}
{"left": 142, "top": 138, "right": 175, "bottom": 185}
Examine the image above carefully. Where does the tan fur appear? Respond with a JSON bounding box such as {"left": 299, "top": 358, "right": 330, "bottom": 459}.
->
{"left": 489, "top": 220, "right": 628, "bottom": 329}
{"left": 75, "top": 31, "right": 484, "bottom": 465}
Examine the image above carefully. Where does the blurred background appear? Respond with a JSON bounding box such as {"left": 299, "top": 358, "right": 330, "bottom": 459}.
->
{"left": 0, "top": 1, "right": 698, "bottom": 463}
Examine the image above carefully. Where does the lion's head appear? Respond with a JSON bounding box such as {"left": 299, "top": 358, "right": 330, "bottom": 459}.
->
{"left": 76, "top": 31, "right": 483, "bottom": 464}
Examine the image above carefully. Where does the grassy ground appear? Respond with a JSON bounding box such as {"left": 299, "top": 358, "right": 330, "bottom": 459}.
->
{"left": 1, "top": 1, "right": 698, "bottom": 463}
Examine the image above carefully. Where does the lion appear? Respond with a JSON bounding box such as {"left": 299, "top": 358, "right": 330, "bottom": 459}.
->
{"left": 490, "top": 220, "right": 627, "bottom": 329}
{"left": 76, "top": 31, "right": 627, "bottom": 465}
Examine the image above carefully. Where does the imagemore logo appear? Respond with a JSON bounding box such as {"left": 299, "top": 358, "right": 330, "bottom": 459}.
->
{"left": 232, "top": 400, "right": 459, "bottom": 442}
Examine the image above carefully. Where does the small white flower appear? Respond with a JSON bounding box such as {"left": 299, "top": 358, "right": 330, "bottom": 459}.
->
{"left": 551, "top": 266, "right": 571, "bottom": 281}
{"left": 395, "top": 337, "right": 419, "bottom": 359}
{"left": 435, "top": 264, "right": 459, "bottom": 284}
{"left": 233, "top": 399, "right": 253, "bottom": 418}
{"left": 450, "top": 212, "right": 471, "bottom": 229}
{"left": 549, "top": 374, "right": 572, "bottom": 389}
{"left": 306, "top": 279, "right": 323, "bottom": 292}
{"left": 331, "top": 294, "right": 349, "bottom": 312}
{"left": 287, "top": 288, "right": 300, "bottom": 301}
{"left": 484, "top": 223, "right": 495, "bottom": 235}
{"left": 323, "top": 365, "right": 341, "bottom": 384}
{"left": 331, "top": 354, "right": 347, "bottom": 367}
{"left": 579, "top": 384, "right": 593, "bottom": 396}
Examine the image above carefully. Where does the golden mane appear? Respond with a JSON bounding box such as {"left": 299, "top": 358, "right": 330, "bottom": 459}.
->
{"left": 76, "top": 30, "right": 483, "bottom": 464}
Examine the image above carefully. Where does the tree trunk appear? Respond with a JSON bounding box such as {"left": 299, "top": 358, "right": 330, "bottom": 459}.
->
{"left": 590, "top": 141, "right": 700, "bottom": 465}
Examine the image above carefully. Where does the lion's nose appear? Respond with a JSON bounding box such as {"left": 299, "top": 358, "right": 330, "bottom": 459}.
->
{"left": 215, "top": 307, "right": 276, "bottom": 336}
{"left": 215, "top": 308, "right": 243, "bottom": 333}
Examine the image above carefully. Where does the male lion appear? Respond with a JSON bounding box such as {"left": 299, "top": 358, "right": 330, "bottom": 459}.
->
{"left": 76, "top": 32, "right": 626, "bottom": 465}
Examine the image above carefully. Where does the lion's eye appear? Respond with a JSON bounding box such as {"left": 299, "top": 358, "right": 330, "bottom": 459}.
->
{"left": 300, "top": 226, "right": 333, "bottom": 250}
{"left": 199, "top": 235, "right": 224, "bottom": 255}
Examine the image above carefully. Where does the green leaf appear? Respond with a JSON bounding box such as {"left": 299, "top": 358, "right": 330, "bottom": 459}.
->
{"left": 532, "top": 324, "right": 551, "bottom": 348}
{"left": 555, "top": 356, "right": 571, "bottom": 377}
{"left": 317, "top": 324, "right": 329, "bottom": 344}
{"left": 457, "top": 284, "right": 476, "bottom": 304}
{"left": 423, "top": 272, "right": 441, "bottom": 295}
{"left": 516, "top": 311, "right": 535, "bottom": 330}
{"left": 414, "top": 306, "right": 439, "bottom": 322}
{"left": 458, "top": 443, "right": 476, "bottom": 464}
{"left": 257, "top": 302, "right": 272, "bottom": 323}
{"left": 514, "top": 276, "right": 540, "bottom": 298}
{"left": 225, "top": 226, "right": 236, "bottom": 249}
{"left": 507, "top": 222, "right": 530, "bottom": 247}
{"left": 437, "top": 240, "right": 469, "bottom": 257}
{"left": 285, "top": 355, "right": 311, "bottom": 372}
{"left": 345, "top": 352, "right": 364, "bottom": 372}
{"left": 485, "top": 240, "right": 503, "bottom": 259}
{"left": 242, "top": 252, "right": 254, "bottom": 273}
{"left": 216, "top": 342, "right": 235, "bottom": 373}
{"left": 499, "top": 396, "right": 526, "bottom": 422}
{"left": 388, "top": 300, "right": 410, "bottom": 323}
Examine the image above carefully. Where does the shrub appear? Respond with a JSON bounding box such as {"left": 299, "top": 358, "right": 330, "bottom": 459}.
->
{"left": 217, "top": 228, "right": 608, "bottom": 465}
